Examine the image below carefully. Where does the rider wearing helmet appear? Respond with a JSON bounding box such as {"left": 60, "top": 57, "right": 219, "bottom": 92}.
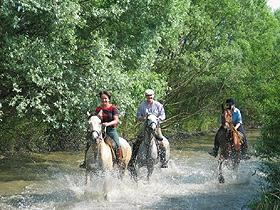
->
{"left": 209, "top": 98, "right": 249, "bottom": 159}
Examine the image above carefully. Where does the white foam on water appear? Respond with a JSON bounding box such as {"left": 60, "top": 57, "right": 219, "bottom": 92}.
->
{"left": 0, "top": 152, "right": 267, "bottom": 210}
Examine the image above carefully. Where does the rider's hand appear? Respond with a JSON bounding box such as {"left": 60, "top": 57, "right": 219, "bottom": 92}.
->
{"left": 102, "top": 122, "right": 110, "bottom": 127}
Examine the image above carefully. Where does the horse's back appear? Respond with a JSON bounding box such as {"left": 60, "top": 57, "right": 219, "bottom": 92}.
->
{"left": 119, "top": 137, "right": 132, "bottom": 167}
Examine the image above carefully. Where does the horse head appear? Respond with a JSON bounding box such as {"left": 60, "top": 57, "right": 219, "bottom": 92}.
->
{"left": 221, "top": 104, "right": 232, "bottom": 130}
{"left": 87, "top": 113, "right": 102, "bottom": 142}
{"left": 145, "top": 113, "right": 159, "bottom": 131}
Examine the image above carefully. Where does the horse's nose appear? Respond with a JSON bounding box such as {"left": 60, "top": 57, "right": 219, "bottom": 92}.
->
{"left": 92, "top": 131, "right": 99, "bottom": 139}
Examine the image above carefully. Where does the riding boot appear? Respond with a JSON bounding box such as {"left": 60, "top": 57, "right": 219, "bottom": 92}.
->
{"left": 117, "top": 146, "right": 123, "bottom": 161}
{"left": 208, "top": 146, "right": 219, "bottom": 157}
{"left": 79, "top": 142, "right": 90, "bottom": 168}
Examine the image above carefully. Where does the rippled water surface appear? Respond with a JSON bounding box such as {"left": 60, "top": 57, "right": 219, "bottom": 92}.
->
{"left": 0, "top": 130, "right": 266, "bottom": 210}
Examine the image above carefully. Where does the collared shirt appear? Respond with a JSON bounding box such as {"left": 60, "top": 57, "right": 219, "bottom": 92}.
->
{"left": 136, "top": 100, "right": 166, "bottom": 122}
{"left": 232, "top": 107, "right": 242, "bottom": 125}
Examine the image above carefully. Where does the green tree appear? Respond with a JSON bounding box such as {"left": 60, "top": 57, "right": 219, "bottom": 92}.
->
{"left": 0, "top": 0, "right": 168, "bottom": 152}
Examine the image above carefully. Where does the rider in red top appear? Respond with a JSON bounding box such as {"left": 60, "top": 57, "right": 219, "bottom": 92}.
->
{"left": 80, "top": 90, "right": 122, "bottom": 168}
{"left": 95, "top": 105, "right": 119, "bottom": 127}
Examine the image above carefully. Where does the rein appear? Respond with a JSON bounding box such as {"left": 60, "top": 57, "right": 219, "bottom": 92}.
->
{"left": 89, "top": 123, "right": 104, "bottom": 143}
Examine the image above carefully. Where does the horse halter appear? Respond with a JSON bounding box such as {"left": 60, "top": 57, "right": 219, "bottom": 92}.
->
{"left": 88, "top": 116, "right": 103, "bottom": 143}
{"left": 91, "top": 130, "right": 101, "bottom": 141}
{"left": 145, "top": 114, "right": 158, "bottom": 130}
{"left": 146, "top": 119, "right": 157, "bottom": 130}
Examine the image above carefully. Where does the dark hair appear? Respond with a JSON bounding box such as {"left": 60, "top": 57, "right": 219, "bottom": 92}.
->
{"left": 99, "top": 90, "right": 111, "bottom": 100}
{"left": 225, "top": 98, "right": 235, "bottom": 105}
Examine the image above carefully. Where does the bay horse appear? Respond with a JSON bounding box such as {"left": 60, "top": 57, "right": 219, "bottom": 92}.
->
{"left": 217, "top": 104, "right": 243, "bottom": 183}
{"left": 85, "top": 114, "right": 132, "bottom": 198}
{"left": 129, "top": 114, "right": 170, "bottom": 182}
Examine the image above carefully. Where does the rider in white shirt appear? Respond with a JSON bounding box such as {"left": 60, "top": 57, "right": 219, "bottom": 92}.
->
{"left": 129, "top": 89, "right": 168, "bottom": 168}
{"left": 136, "top": 89, "right": 165, "bottom": 140}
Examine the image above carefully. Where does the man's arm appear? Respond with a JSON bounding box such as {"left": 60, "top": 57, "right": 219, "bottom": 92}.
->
{"left": 157, "top": 102, "right": 166, "bottom": 122}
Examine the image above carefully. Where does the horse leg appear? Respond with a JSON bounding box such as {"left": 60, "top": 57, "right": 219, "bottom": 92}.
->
{"left": 233, "top": 150, "right": 240, "bottom": 170}
{"left": 117, "top": 160, "right": 126, "bottom": 180}
{"left": 159, "top": 144, "right": 168, "bottom": 168}
{"left": 218, "top": 159, "right": 225, "bottom": 183}
{"left": 128, "top": 161, "right": 138, "bottom": 183}
{"left": 85, "top": 170, "right": 89, "bottom": 185}
{"left": 147, "top": 160, "right": 154, "bottom": 182}
{"left": 103, "top": 175, "right": 111, "bottom": 201}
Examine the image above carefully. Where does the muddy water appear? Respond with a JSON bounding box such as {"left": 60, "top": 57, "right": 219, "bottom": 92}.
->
{"left": 0, "top": 129, "right": 266, "bottom": 210}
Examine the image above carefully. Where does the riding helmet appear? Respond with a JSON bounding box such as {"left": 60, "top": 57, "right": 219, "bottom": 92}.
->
{"left": 225, "top": 98, "right": 235, "bottom": 106}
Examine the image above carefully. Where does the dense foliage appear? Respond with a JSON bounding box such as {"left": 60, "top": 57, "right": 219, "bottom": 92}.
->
{"left": 1, "top": 0, "right": 277, "bottom": 151}
{"left": 0, "top": 0, "right": 168, "bottom": 151}
{"left": 253, "top": 9, "right": 280, "bottom": 209}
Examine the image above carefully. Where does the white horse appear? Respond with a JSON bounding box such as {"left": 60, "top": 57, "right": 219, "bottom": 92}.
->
{"left": 85, "top": 114, "right": 132, "bottom": 198}
{"left": 129, "top": 114, "right": 170, "bottom": 181}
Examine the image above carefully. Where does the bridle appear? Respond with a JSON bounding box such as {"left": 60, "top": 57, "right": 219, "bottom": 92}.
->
{"left": 88, "top": 116, "right": 103, "bottom": 144}
{"left": 90, "top": 129, "right": 102, "bottom": 142}
{"left": 146, "top": 119, "right": 157, "bottom": 129}
{"left": 143, "top": 115, "right": 159, "bottom": 143}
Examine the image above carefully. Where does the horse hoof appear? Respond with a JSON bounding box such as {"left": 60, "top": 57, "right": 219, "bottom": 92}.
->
{"left": 218, "top": 176, "right": 225, "bottom": 183}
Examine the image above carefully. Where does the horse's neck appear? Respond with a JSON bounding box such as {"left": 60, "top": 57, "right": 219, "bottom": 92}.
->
{"left": 144, "top": 130, "right": 154, "bottom": 144}
{"left": 91, "top": 135, "right": 105, "bottom": 150}
{"left": 222, "top": 111, "right": 233, "bottom": 129}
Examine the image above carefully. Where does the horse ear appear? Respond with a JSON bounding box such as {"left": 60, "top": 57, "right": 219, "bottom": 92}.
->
{"left": 97, "top": 110, "right": 103, "bottom": 120}
{"left": 87, "top": 111, "right": 91, "bottom": 117}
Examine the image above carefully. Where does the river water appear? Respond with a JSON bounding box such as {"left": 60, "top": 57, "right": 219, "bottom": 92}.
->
{"left": 0, "top": 129, "right": 266, "bottom": 210}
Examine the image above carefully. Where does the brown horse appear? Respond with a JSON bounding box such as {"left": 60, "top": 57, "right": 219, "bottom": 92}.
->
{"left": 217, "top": 104, "right": 243, "bottom": 183}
